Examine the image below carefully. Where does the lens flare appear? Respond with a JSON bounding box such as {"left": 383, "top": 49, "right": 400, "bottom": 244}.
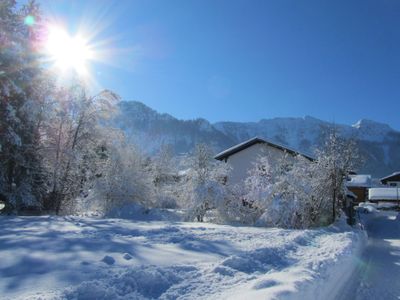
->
{"left": 24, "top": 15, "right": 35, "bottom": 26}
{"left": 45, "top": 25, "right": 94, "bottom": 76}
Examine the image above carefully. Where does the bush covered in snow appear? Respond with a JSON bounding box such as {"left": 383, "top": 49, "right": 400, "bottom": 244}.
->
{"left": 181, "top": 144, "right": 230, "bottom": 222}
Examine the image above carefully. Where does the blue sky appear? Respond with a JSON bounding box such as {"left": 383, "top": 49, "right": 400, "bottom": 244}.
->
{"left": 40, "top": 0, "right": 400, "bottom": 130}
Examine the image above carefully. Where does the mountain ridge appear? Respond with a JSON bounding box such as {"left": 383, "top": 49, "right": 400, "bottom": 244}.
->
{"left": 114, "top": 100, "right": 400, "bottom": 177}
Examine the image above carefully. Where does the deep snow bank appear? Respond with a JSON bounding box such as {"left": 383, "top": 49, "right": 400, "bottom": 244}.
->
{"left": 283, "top": 217, "right": 367, "bottom": 300}
{"left": 0, "top": 215, "right": 366, "bottom": 300}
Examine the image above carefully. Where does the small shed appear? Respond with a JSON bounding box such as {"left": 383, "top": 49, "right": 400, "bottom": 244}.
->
{"left": 345, "top": 175, "right": 372, "bottom": 203}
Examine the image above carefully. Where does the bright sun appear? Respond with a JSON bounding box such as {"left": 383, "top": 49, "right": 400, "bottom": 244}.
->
{"left": 46, "top": 26, "right": 93, "bottom": 76}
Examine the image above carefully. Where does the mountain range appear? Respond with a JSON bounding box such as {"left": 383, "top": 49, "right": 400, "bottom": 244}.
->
{"left": 114, "top": 101, "right": 400, "bottom": 177}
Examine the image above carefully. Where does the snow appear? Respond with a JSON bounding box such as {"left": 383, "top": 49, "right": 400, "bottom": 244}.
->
{"left": 356, "top": 202, "right": 378, "bottom": 213}
{"left": 351, "top": 119, "right": 394, "bottom": 142}
{"left": 369, "top": 187, "right": 400, "bottom": 201}
{"left": 105, "top": 203, "right": 185, "bottom": 222}
{"left": 101, "top": 255, "right": 116, "bottom": 265}
{"left": 357, "top": 201, "right": 398, "bottom": 212}
{"left": 375, "top": 202, "right": 399, "bottom": 209}
{"left": 346, "top": 175, "right": 372, "bottom": 188}
{"left": 339, "top": 211, "right": 400, "bottom": 299}
{"left": 0, "top": 215, "right": 365, "bottom": 300}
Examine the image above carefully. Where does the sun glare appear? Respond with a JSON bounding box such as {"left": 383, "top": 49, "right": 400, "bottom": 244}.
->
{"left": 45, "top": 26, "right": 94, "bottom": 76}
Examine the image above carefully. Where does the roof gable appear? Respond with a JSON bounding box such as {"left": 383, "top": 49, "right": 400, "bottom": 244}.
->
{"left": 380, "top": 172, "right": 400, "bottom": 184}
{"left": 214, "top": 137, "right": 315, "bottom": 161}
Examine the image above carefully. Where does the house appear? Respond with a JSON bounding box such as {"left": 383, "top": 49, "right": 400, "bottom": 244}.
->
{"left": 380, "top": 172, "right": 400, "bottom": 187}
{"left": 368, "top": 171, "right": 400, "bottom": 206}
{"left": 214, "top": 137, "right": 314, "bottom": 184}
{"left": 345, "top": 175, "right": 372, "bottom": 204}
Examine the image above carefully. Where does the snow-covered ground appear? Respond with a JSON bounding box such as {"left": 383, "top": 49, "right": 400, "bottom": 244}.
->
{"left": 339, "top": 210, "right": 400, "bottom": 300}
{"left": 0, "top": 214, "right": 365, "bottom": 300}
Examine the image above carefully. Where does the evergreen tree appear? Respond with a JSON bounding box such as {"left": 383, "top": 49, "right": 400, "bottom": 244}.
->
{"left": 0, "top": 0, "right": 50, "bottom": 212}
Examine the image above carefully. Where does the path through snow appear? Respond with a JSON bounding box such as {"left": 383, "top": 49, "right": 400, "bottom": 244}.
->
{"left": 338, "top": 211, "right": 400, "bottom": 300}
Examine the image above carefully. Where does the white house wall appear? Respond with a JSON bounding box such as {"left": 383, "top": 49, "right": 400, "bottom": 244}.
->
{"left": 225, "top": 143, "right": 292, "bottom": 185}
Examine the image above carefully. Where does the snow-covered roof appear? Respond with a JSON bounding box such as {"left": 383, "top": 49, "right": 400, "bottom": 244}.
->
{"left": 214, "top": 137, "right": 315, "bottom": 161}
{"left": 380, "top": 171, "right": 400, "bottom": 183}
{"left": 368, "top": 188, "right": 400, "bottom": 201}
{"left": 346, "top": 175, "right": 372, "bottom": 188}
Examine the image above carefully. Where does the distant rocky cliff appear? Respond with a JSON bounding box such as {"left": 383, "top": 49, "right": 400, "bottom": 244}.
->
{"left": 114, "top": 101, "right": 400, "bottom": 177}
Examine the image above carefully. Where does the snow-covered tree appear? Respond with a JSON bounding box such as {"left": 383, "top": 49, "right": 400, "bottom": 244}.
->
{"left": 216, "top": 152, "right": 294, "bottom": 226}
{"left": 0, "top": 1, "right": 144, "bottom": 216}
{"left": 233, "top": 132, "right": 360, "bottom": 228}
{"left": 216, "top": 183, "right": 261, "bottom": 225}
{"left": 183, "top": 144, "right": 229, "bottom": 222}
{"left": 273, "top": 133, "right": 360, "bottom": 228}
{"left": 258, "top": 154, "right": 317, "bottom": 228}
{"left": 151, "top": 144, "right": 175, "bottom": 185}
{"left": 87, "top": 141, "right": 153, "bottom": 214}
{"left": 148, "top": 144, "right": 180, "bottom": 208}
{"left": 0, "top": 0, "right": 51, "bottom": 213}
{"left": 41, "top": 86, "right": 120, "bottom": 214}
{"left": 312, "top": 131, "right": 361, "bottom": 224}
{"left": 236, "top": 153, "right": 288, "bottom": 226}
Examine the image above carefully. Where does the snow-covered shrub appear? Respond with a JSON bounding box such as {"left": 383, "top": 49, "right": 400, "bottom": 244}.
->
{"left": 182, "top": 144, "right": 230, "bottom": 222}
{"left": 217, "top": 183, "right": 262, "bottom": 225}
{"left": 88, "top": 143, "right": 153, "bottom": 214}
{"left": 255, "top": 155, "right": 316, "bottom": 228}
{"left": 147, "top": 144, "right": 181, "bottom": 209}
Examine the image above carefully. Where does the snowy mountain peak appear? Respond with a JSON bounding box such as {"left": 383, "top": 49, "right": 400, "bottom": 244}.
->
{"left": 352, "top": 119, "right": 393, "bottom": 132}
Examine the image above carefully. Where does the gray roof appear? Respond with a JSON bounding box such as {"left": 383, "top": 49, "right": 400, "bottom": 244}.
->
{"left": 214, "top": 137, "right": 315, "bottom": 161}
